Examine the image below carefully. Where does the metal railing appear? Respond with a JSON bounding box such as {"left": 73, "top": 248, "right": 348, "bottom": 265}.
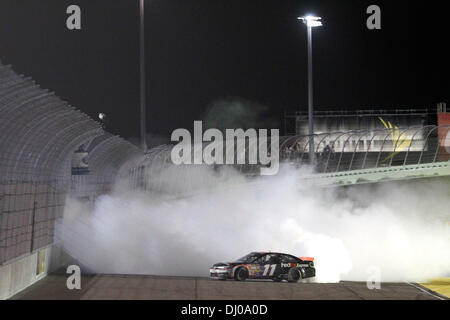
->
{"left": 126, "top": 125, "right": 449, "bottom": 195}
{"left": 278, "top": 125, "right": 449, "bottom": 173}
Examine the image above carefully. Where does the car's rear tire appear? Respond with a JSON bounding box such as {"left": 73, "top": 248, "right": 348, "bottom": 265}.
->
{"left": 288, "top": 268, "right": 302, "bottom": 283}
{"left": 234, "top": 267, "right": 248, "bottom": 281}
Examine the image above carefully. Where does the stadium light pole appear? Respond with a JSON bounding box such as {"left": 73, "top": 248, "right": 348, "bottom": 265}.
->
{"left": 140, "top": 0, "right": 148, "bottom": 153}
{"left": 298, "top": 15, "right": 322, "bottom": 165}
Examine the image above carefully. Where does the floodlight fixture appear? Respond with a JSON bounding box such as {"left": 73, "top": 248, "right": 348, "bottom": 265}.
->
{"left": 298, "top": 15, "right": 323, "bottom": 27}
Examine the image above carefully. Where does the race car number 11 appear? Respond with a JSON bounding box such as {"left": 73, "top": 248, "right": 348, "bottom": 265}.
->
{"left": 262, "top": 264, "right": 276, "bottom": 276}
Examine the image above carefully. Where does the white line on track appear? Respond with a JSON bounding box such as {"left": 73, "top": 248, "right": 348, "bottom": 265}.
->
{"left": 405, "top": 282, "right": 445, "bottom": 300}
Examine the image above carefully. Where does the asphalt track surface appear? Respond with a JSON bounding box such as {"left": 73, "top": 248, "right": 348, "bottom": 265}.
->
{"left": 10, "top": 274, "right": 447, "bottom": 300}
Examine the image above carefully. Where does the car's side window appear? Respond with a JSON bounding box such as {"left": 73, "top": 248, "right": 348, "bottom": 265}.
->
{"left": 254, "top": 254, "right": 272, "bottom": 264}
{"left": 281, "top": 254, "right": 297, "bottom": 263}
{"left": 254, "top": 254, "right": 282, "bottom": 265}
{"left": 262, "top": 253, "right": 280, "bottom": 264}
{"left": 271, "top": 254, "right": 281, "bottom": 264}
{"left": 252, "top": 255, "right": 266, "bottom": 264}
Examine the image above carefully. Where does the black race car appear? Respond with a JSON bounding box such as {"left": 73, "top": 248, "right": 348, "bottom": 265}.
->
{"left": 209, "top": 252, "right": 315, "bottom": 282}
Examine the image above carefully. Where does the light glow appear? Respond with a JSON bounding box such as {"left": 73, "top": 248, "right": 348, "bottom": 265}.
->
{"left": 298, "top": 15, "right": 323, "bottom": 27}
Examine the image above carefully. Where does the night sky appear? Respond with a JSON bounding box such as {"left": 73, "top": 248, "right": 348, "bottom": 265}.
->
{"left": 0, "top": 0, "right": 448, "bottom": 143}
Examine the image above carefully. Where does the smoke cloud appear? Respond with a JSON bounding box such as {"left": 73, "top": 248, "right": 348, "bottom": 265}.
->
{"left": 57, "top": 165, "right": 450, "bottom": 283}
{"left": 202, "top": 97, "right": 278, "bottom": 133}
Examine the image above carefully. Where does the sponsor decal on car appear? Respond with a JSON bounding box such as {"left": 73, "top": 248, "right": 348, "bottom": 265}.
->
{"left": 281, "top": 263, "right": 310, "bottom": 268}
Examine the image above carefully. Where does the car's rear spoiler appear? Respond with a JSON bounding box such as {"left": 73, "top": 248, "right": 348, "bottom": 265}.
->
{"left": 299, "top": 257, "right": 314, "bottom": 262}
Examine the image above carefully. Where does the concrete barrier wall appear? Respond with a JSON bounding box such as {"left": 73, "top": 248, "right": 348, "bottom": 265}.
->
{"left": 0, "top": 246, "right": 51, "bottom": 300}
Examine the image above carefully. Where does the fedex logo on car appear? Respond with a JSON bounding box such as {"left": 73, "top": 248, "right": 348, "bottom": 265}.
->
{"left": 281, "top": 263, "right": 310, "bottom": 268}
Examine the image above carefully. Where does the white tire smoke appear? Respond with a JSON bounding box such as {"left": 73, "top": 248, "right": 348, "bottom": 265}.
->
{"left": 57, "top": 166, "right": 450, "bottom": 283}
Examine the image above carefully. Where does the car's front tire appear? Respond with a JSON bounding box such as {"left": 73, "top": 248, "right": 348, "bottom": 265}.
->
{"left": 287, "top": 268, "right": 302, "bottom": 283}
{"left": 234, "top": 267, "right": 248, "bottom": 281}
